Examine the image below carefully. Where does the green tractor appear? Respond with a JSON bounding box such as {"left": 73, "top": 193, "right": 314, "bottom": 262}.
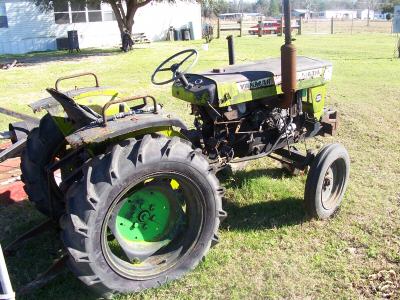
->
{"left": 1, "top": 2, "right": 349, "bottom": 297}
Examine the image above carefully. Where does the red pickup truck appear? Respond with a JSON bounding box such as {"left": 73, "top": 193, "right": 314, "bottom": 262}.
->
{"left": 248, "top": 19, "right": 298, "bottom": 35}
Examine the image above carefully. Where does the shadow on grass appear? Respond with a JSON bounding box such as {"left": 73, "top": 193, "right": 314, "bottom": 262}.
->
{"left": 0, "top": 202, "right": 95, "bottom": 300}
{"left": 221, "top": 197, "right": 306, "bottom": 232}
{"left": 329, "top": 57, "right": 396, "bottom": 61}
{"left": 0, "top": 47, "right": 145, "bottom": 66}
{"left": 220, "top": 167, "right": 291, "bottom": 189}
{"left": 220, "top": 167, "right": 307, "bottom": 231}
{"left": 5, "top": 167, "right": 304, "bottom": 299}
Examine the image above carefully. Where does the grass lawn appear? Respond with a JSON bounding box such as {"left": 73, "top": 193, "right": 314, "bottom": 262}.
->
{"left": 0, "top": 33, "right": 399, "bottom": 299}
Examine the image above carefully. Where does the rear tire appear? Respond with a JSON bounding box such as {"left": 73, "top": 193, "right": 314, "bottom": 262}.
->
{"left": 304, "top": 143, "right": 350, "bottom": 219}
{"left": 21, "top": 114, "right": 65, "bottom": 219}
{"left": 61, "top": 135, "right": 226, "bottom": 296}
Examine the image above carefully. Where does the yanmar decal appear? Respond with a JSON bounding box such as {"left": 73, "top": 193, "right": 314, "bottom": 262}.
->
{"left": 237, "top": 67, "right": 327, "bottom": 92}
{"left": 238, "top": 77, "right": 275, "bottom": 91}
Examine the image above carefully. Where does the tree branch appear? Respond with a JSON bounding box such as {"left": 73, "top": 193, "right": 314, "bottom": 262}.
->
{"left": 136, "top": 0, "right": 153, "bottom": 9}
{"left": 109, "top": 0, "right": 126, "bottom": 32}
{"left": 117, "top": 0, "right": 126, "bottom": 19}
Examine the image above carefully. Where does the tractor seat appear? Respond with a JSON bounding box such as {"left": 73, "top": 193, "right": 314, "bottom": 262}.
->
{"left": 46, "top": 88, "right": 101, "bottom": 128}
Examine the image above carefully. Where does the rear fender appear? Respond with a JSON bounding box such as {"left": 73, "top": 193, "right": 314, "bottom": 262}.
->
{"left": 65, "top": 114, "right": 188, "bottom": 148}
{"left": 29, "top": 87, "right": 129, "bottom": 136}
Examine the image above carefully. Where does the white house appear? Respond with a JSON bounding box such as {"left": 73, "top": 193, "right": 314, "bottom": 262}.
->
{"left": 319, "top": 10, "right": 358, "bottom": 20}
{"left": 292, "top": 9, "right": 320, "bottom": 20}
{"left": 316, "top": 9, "right": 375, "bottom": 20}
{"left": 0, "top": 0, "right": 202, "bottom": 55}
{"left": 357, "top": 9, "right": 375, "bottom": 20}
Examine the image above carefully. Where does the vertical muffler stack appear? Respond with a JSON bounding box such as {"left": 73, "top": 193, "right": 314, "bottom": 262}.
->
{"left": 281, "top": 0, "right": 297, "bottom": 109}
{"left": 227, "top": 35, "right": 235, "bottom": 65}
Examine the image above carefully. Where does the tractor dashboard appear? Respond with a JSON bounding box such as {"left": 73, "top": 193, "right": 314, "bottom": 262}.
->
{"left": 172, "top": 74, "right": 218, "bottom": 105}
{"left": 171, "top": 56, "right": 332, "bottom": 108}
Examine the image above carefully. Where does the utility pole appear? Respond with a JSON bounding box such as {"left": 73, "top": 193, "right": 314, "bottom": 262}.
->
{"left": 367, "top": 0, "right": 375, "bottom": 27}
{"left": 367, "top": 1, "right": 370, "bottom": 26}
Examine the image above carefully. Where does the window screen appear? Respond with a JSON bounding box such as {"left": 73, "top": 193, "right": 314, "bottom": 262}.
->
{"left": 0, "top": 15, "right": 7, "bottom": 28}
{"left": 0, "top": 1, "right": 7, "bottom": 28}
{"left": 54, "top": 1, "right": 109, "bottom": 24}
{"left": 71, "top": 12, "right": 87, "bottom": 23}
{"left": 55, "top": 12, "right": 70, "bottom": 24}
{"left": 103, "top": 11, "right": 116, "bottom": 21}
{"left": 87, "top": 3, "right": 101, "bottom": 10}
{"left": 70, "top": 2, "right": 86, "bottom": 11}
{"left": 53, "top": 2, "right": 69, "bottom": 12}
{"left": 88, "top": 11, "right": 102, "bottom": 22}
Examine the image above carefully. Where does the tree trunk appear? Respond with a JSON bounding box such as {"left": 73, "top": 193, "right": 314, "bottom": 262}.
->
{"left": 109, "top": 1, "right": 127, "bottom": 39}
{"left": 108, "top": 0, "right": 151, "bottom": 43}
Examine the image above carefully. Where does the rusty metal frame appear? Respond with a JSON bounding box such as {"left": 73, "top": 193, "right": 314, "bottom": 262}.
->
{"left": 321, "top": 109, "right": 339, "bottom": 136}
{"left": 0, "top": 139, "right": 27, "bottom": 163}
{"left": 102, "top": 95, "right": 158, "bottom": 126}
{"left": 3, "top": 219, "right": 68, "bottom": 297}
{"left": 0, "top": 107, "right": 40, "bottom": 125}
{"left": 55, "top": 72, "right": 99, "bottom": 91}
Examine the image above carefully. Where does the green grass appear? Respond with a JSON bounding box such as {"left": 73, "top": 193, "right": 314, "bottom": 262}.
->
{"left": 0, "top": 33, "right": 399, "bottom": 299}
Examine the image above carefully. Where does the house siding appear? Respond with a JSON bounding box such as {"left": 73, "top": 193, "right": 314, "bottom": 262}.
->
{"left": 0, "top": 0, "right": 56, "bottom": 54}
{"left": 0, "top": 0, "right": 201, "bottom": 55}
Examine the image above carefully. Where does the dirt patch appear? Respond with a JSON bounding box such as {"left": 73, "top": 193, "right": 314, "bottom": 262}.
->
{"left": 0, "top": 49, "right": 122, "bottom": 68}
{"left": 358, "top": 270, "right": 400, "bottom": 299}
{"left": 0, "top": 60, "right": 27, "bottom": 70}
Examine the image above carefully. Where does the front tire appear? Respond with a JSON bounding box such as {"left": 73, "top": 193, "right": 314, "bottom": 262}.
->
{"left": 61, "top": 135, "right": 226, "bottom": 296}
{"left": 304, "top": 143, "right": 350, "bottom": 219}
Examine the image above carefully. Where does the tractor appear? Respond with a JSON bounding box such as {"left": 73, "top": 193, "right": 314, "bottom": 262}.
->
{"left": 0, "top": 1, "right": 349, "bottom": 297}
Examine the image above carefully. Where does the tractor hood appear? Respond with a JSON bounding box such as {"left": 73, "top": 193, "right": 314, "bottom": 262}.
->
{"left": 172, "top": 56, "right": 332, "bottom": 107}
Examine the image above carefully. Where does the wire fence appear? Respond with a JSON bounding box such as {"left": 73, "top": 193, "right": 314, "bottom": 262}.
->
{"left": 302, "top": 19, "right": 393, "bottom": 35}
{"left": 205, "top": 18, "right": 394, "bottom": 39}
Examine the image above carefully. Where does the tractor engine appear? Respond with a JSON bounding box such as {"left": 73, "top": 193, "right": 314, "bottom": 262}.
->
{"left": 192, "top": 101, "right": 296, "bottom": 161}
{"left": 172, "top": 55, "right": 333, "bottom": 164}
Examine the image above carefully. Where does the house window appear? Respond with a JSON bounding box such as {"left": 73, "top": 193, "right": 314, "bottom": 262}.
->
{"left": 54, "top": 2, "right": 70, "bottom": 24}
{"left": 103, "top": 11, "right": 116, "bottom": 22}
{"left": 54, "top": 1, "right": 105, "bottom": 24}
{"left": 87, "top": 3, "right": 102, "bottom": 22}
{"left": 71, "top": 2, "right": 87, "bottom": 23}
{"left": 0, "top": 1, "right": 8, "bottom": 28}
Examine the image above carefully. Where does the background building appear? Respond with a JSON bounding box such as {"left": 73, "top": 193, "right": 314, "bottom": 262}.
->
{"left": 0, "top": 0, "right": 201, "bottom": 54}
{"left": 313, "top": 9, "right": 374, "bottom": 20}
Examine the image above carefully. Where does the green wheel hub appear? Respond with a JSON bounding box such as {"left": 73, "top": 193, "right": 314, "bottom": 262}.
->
{"left": 105, "top": 177, "right": 190, "bottom": 272}
{"left": 116, "top": 187, "right": 174, "bottom": 243}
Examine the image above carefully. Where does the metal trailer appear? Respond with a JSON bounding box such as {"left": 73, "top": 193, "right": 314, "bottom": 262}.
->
{"left": 0, "top": 245, "right": 15, "bottom": 300}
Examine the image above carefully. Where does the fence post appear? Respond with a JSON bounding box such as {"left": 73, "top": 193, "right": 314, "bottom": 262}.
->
{"left": 298, "top": 17, "right": 302, "bottom": 35}
{"left": 397, "top": 37, "right": 400, "bottom": 58}
{"left": 331, "top": 17, "right": 334, "bottom": 34}
{"left": 351, "top": 18, "right": 354, "bottom": 34}
{"left": 279, "top": 16, "right": 284, "bottom": 36}
{"left": 239, "top": 18, "right": 243, "bottom": 37}
{"left": 258, "top": 20, "right": 262, "bottom": 37}
{"left": 217, "top": 18, "right": 220, "bottom": 39}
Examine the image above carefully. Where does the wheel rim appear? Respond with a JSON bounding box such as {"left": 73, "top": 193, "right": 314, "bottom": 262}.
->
{"left": 116, "top": 186, "right": 176, "bottom": 243}
{"left": 101, "top": 173, "right": 203, "bottom": 280}
{"left": 321, "top": 158, "right": 347, "bottom": 211}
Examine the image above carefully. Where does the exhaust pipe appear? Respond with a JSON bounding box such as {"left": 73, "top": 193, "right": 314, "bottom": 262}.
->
{"left": 227, "top": 35, "right": 235, "bottom": 65}
{"left": 281, "top": 0, "right": 297, "bottom": 109}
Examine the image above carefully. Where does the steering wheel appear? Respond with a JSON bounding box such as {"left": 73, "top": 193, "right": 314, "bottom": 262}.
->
{"left": 151, "top": 49, "right": 198, "bottom": 86}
